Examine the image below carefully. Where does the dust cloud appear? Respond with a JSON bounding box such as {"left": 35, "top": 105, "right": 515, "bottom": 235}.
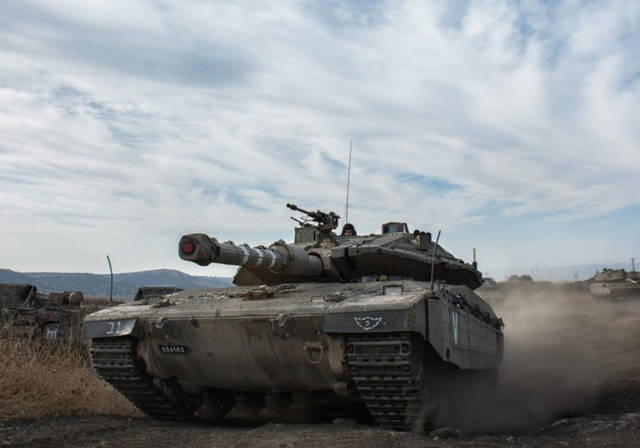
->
{"left": 450, "top": 288, "right": 640, "bottom": 433}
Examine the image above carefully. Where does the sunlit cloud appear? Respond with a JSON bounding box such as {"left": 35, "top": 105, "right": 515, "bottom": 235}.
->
{"left": 0, "top": 0, "right": 638, "bottom": 278}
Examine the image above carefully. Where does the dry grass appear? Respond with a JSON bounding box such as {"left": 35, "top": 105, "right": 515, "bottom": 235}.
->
{"left": 0, "top": 326, "right": 140, "bottom": 419}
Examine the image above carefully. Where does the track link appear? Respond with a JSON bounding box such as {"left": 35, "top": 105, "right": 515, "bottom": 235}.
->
{"left": 90, "top": 337, "right": 191, "bottom": 420}
{"left": 346, "top": 333, "right": 427, "bottom": 430}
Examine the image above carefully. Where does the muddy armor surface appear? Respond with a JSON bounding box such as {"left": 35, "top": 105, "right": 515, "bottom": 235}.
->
{"left": 85, "top": 204, "right": 504, "bottom": 430}
{"left": 590, "top": 269, "right": 640, "bottom": 300}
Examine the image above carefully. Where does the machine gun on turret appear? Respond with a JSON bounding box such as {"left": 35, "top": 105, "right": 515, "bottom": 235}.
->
{"left": 286, "top": 203, "right": 340, "bottom": 232}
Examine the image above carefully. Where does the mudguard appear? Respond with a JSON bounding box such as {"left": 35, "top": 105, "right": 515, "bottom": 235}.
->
{"left": 84, "top": 318, "right": 139, "bottom": 339}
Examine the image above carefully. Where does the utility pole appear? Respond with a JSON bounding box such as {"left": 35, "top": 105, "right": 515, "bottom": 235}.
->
{"left": 632, "top": 257, "right": 636, "bottom": 272}
{"left": 106, "top": 255, "right": 114, "bottom": 305}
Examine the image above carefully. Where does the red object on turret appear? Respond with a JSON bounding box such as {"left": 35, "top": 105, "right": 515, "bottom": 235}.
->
{"left": 181, "top": 242, "right": 195, "bottom": 255}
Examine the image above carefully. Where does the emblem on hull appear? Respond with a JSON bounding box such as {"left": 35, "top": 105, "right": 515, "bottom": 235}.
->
{"left": 354, "top": 316, "right": 383, "bottom": 331}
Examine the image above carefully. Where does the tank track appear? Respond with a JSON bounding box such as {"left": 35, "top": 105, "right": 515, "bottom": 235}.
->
{"left": 346, "top": 333, "right": 427, "bottom": 431}
{"left": 90, "top": 337, "right": 191, "bottom": 420}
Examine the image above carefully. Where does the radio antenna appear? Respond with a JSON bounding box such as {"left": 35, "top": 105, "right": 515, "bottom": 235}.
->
{"left": 344, "top": 140, "right": 353, "bottom": 224}
{"left": 429, "top": 230, "right": 442, "bottom": 291}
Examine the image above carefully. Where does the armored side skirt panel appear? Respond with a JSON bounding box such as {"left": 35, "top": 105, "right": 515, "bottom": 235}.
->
{"left": 427, "top": 298, "right": 503, "bottom": 370}
{"left": 323, "top": 296, "right": 502, "bottom": 371}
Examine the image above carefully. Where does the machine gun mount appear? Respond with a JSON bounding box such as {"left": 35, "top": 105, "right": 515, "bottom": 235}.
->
{"left": 286, "top": 203, "right": 340, "bottom": 232}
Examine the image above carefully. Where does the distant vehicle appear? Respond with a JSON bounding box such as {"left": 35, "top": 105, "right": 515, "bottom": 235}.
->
{"left": 589, "top": 269, "right": 640, "bottom": 300}
{"left": 0, "top": 283, "right": 85, "bottom": 341}
{"left": 85, "top": 203, "right": 504, "bottom": 431}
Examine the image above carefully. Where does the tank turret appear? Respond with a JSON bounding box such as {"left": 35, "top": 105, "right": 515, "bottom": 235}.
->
{"left": 84, "top": 202, "right": 503, "bottom": 431}
{"left": 179, "top": 203, "right": 482, "bottom": 289}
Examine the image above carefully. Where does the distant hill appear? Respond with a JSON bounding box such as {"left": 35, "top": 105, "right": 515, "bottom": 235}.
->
{"left": 0, "top": 268, "right": 233, "bottom": 299}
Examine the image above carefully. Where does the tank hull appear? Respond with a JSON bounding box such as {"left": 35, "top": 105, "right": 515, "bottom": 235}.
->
{"left": 85, "top": 280, "right": 503, "bottom": 429}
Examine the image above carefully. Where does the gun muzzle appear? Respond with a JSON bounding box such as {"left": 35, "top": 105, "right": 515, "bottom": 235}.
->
{"left": 179, "top": 234, "right": 323, "bottom": 275}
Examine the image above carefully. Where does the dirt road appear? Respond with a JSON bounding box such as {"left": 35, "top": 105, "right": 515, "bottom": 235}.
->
{"left": 3, "top": 410, "right": 640, "bottom": 448}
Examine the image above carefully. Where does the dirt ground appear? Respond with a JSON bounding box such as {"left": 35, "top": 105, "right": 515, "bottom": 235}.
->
{"left": 3, "top": 410, "right": 640, "bottom": 448}
{"left": 2, "top": 289, "right": 640, "bottom": 447}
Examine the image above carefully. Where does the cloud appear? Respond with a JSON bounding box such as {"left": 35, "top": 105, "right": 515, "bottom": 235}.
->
{"left": 0, "top": 0, "right": 638, "bottom": 276}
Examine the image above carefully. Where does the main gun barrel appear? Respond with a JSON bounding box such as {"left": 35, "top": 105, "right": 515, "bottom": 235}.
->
{"left": 179, "top": 234, "right": 323, "bottom": 276}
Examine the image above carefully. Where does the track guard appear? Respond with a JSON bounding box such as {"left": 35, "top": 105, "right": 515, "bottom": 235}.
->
{"left": 84, "top": 318, "right": 139, "bottom": 339}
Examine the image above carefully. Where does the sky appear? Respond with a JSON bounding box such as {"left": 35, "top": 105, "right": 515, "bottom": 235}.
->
{"left": 0, "top": 0, "right": 639, "bottom": 281}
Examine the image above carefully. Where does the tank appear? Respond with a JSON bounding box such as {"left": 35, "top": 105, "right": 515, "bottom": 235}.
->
{"left": 589, "top": 268, "right": 640, "bottom": 300}
{"left": 84, "top": 204, "right": 504, "bottom": 430}
{"left": 0, "top": 283, "right": 85, "bottom": 341}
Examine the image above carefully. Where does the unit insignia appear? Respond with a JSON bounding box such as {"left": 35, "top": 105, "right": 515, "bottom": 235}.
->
{"left": 354, "top": 316, "right": 383, "bottom": 331}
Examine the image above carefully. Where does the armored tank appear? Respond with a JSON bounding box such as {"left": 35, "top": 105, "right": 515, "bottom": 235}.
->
{"left": 1, "top": 283, "right": 85, "bottom": 341}
{"left": 590, "top": 268, "right": 640, "bottom": 300}
{"left": 84, "top": 204, "right": 504, "bottom": 430}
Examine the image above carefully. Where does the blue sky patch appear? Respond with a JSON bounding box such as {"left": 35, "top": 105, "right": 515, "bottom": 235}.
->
{"left": 395, "top": 172, "right": 462, "bottom": 192}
